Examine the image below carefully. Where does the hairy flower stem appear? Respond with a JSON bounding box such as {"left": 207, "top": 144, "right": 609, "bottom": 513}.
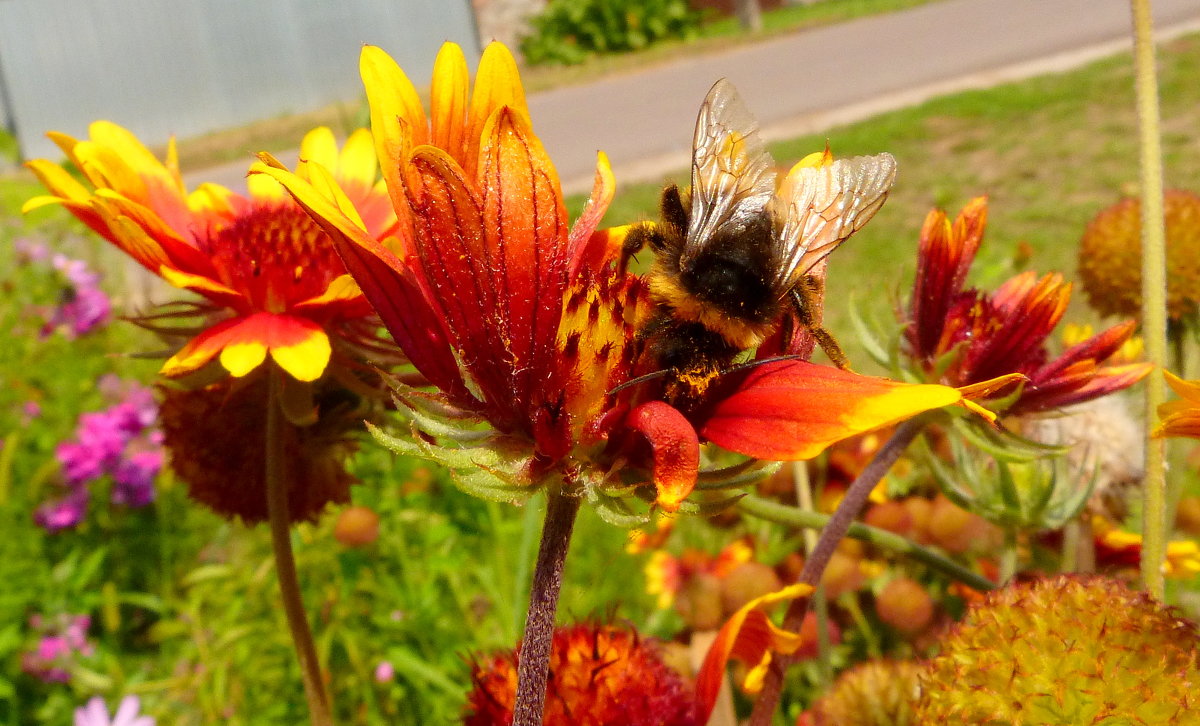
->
{"left": 512, "top": 486, "right": 581, "bottom": 726}
{"left": 747, "top": 418, "right": 925, "bottom": 726}
{"left": 266, "top": 366, "right": 334, "bottom": 726}
{"left": 1129, "top": 0, "right": 1167, "bottom": 600}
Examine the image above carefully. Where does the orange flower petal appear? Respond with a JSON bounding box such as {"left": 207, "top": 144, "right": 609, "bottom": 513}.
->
{"left": 695, "top": 584, "right": 812, "bottom": 723}
{"left": 159, "top": 266, "right": 246, "bottom": 310}
{"left": 477, "top": 106, "right": 570, "bottom": 416}
{"left": 701, "top": 361, "right": 961, "bottom": 460}
{"left": 626, "top": 402, "right": 699, "bottom": 512}
{"left": 567, "top": 152, "right": 617, "bottom": 275}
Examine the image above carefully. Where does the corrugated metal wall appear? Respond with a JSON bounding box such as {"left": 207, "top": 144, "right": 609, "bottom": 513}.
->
{"left": 0, "top": 0, "right": 480, "bottom": 161}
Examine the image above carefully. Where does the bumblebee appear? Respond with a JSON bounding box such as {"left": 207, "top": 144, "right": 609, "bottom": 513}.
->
{"left": 621, "top": 79, "right": 897, "bottom": 401}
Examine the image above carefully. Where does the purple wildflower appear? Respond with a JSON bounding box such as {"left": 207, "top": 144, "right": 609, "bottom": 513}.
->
{"left": 21, "top": 614, "right": 93, "bottom": 684}
{"left": 13, "top": 238, "right": 49, "bottom": 264}
{"left": 111, "top": 450, "right": 162, "bottom": 507}
{"left": 42, "top": 382, "right": 163, "bottom": 531}
{"left": 75, "top": 696, "right": 155, "bottom": 726}
{"left": 34, "top": 489, "right": 90, "bottom": 532}
{"left": 37, "top": 254, "right": 111, "bottom": 339}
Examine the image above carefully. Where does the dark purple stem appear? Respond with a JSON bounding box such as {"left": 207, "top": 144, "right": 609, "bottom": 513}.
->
{"left": 512, "top": 486, "right": 581, "bottom": 726}
{"left": 748, "top": 418, "right": 925, "bottom": 726}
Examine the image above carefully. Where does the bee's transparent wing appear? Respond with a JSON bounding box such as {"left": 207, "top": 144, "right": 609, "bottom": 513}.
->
{"left": 771, "top": 153, "right": 897, "bottom": 292}
{"left": 682, "top": 79, "right": 776, "bottom": 266}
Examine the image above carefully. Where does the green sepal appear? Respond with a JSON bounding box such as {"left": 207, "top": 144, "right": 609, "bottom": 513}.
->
{"left": 585, "top": 486, "right": 649, "bottom": 528}
{"left": 675, "top": 492, "right": 746, "bottom": 517}
{"left": 694, "top": 458, "right": 780, "bottom": 490}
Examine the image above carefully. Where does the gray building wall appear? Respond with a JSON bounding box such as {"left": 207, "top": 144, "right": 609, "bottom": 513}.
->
{"left": 0, "top": 0, "right": 480, "bottom": 161}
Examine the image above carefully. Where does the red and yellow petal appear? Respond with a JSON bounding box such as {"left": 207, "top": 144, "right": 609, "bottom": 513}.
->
{"left": 701, "top": 361, "right": 962, "bottom": 460}
{"left": 478, "top": 106, "right": 570, "bottom": 413}
{"left": 695, "top": 584, "right": 813, "bottom": 723}
{"left": 626, "top": 402, "right": 700, "bottom": 512}
{"left": 162, "top": 312, "right": 331, "bottom": 381}
{"left": 567, "top": 152, "right": 617, "bottom": 275}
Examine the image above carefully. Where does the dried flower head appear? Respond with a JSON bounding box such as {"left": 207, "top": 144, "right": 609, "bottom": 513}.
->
{"left": 465, "top": 622, "right": 700, "bottom": 726}
{"left": 1079, "top": 190, "right": 1200, "bottom": 321}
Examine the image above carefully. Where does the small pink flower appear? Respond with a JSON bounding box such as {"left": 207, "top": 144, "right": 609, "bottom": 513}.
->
{"left": 374, "top": 661, "right": 395, "bottom": 683}
{"left": 74, "top": 696, "right": 155, "bottom": 726}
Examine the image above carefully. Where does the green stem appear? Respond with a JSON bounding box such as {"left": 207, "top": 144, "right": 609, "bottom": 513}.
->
{"left": 739, "top": 495, "right": 995, "bottom": 592}
{"left": 840, "top": 592, "right": 881, "bottom": 659}
{"left": 266, "top": 366, "right": 334, "bottom": 726}
{"left": 1061, "top": 518, "right": 1081, "bottom": 574}
{"left": 999, "top": 527, "right": 1019, "bottom": 584}
{"left": 1129, "top": 0, "right": 1168, "bottom": 600}
{"left": 512, "top": 486, "right": 581, "bottom": 726}
{"left": 791, "top": 462, "right": 832, "bottom": 689}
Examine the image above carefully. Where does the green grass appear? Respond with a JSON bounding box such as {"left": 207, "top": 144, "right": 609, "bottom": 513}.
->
{"left": 572, "top": 32, "right": 1200, "bottom": 365}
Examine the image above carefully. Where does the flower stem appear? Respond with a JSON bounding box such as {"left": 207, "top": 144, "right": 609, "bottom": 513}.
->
{"left": 791, "top": 462, "right": 832, "bottom": 689}
{"left": 738, "top": 494, "right": 994, "bottom": 591}
{"left": 512, "top": 486, "right": 581, "bottom": 726}
{"left": 999, "top": 527, "right": 1019, "bottom": 584}
{"left": 746, "top": 418, "right": 927, "bottom": 726}
{"left": 266, "top": 366, "right": 334, "bottom": 726}
{"left": 1129, "top": 0, "right": 1168, "bottom": 601}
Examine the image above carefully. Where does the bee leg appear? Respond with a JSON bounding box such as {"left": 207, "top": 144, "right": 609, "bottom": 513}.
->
{"left": 789, "top": 280, "right": 851, "bottom": 370}
{"left": 620, "top": 224, "right": 652, "bottom": 272}
{"left": 660, "top": 183, "right": 690, "bottom": 235}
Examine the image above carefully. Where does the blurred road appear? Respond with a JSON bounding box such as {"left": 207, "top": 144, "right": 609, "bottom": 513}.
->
{"left": 189, "top": 0, "right": 1200, "bottom": 194}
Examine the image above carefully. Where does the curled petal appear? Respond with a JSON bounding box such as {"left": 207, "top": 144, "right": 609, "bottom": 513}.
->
{"left": 701, "top": 361, "right": 961, "bottom": 460}
{"left": 567, "top": 151, "right": 617, "bottom": 275}
{"left": 626, "top": 402, "right": 699, "bottom": 513}
{"left": 1032, "top": 319, "right": 1138, "bottom": 382}
{"left": 695, "top": 584, "right": 813, "bottom": 723}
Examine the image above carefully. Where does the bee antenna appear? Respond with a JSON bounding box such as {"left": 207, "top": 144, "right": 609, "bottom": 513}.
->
{"left": 721, "top": 354, "right": 806, "bottom": 377}
{"left": 606, "top": 354, "right": 807, "bottom": 399}
{"left": 607, "top": 369, "right": 675, "bottom": 397}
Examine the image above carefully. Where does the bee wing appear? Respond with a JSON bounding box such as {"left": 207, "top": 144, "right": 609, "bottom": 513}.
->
{"left": 682, "top": 79, "right": 777, "bottom": 267}
{"left": 771, "top": 153, "right": 897, "bottom": 292}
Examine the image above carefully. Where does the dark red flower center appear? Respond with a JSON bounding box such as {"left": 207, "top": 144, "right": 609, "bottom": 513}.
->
{"left": 204, "top": 201, "right": 347, "bottom": 313}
